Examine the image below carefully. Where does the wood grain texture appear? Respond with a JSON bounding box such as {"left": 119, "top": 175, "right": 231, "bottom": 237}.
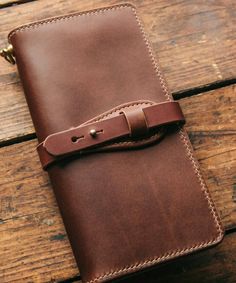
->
{"left": 0, "top": 140, "right": 79, "bottom": 282}
{"left": 0, "top": 1, "right": 235, "bottom": 282}
{"left": 0, "top": 85, "right": 235, "bottom": 282}
{"left": 0, "top": 0, "right": 236, "bottom": 142}
{"left": 0, "top": 211, "right": 79, "bottom": 282}
{"left": 0, "top": 0, "right": 34, "bottom": 9}
{"left": 179, "top": 85, "right": 236, "bottom": 230}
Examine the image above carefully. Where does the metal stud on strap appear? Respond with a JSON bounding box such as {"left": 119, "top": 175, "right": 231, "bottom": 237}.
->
{"left": 37, "top": 101, "right": 185, "bottom": 170}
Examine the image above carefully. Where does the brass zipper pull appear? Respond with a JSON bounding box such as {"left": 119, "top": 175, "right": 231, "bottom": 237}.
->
{"left": 0, "top": 44, "right": 15, "bottom": 64}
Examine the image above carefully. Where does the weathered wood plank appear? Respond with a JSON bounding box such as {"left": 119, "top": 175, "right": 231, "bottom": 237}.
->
{"left": 0, "top": 0, "right": 34, "bottom": 9}
{"left": 0, "top": 0, "right": 235, "bottom": 142}
{"left": 179, "top": 85, "right": 236, "bottom": 230}
{"left": 0, "top": 138, "right": 78, "bottom": 282}
{"left": 0, "top": 211, "right": 79, "bottom": 282}
{"left": 0, "top": 80, "right": 34, "bottom": 143}
{"left": 0, "top": 86, "right": 235, "bottom": 225}
{"left": 0, "top": 85, "right": 235, "bottom": 282}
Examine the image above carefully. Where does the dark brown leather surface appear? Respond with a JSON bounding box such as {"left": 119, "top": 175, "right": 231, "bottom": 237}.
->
{"left": 9, "top": 4, "right": 224, "bottom": 283}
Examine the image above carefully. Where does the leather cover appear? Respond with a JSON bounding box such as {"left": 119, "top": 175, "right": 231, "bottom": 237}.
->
{"left": 8, "top": 4, "right": 224, "bottom": 283}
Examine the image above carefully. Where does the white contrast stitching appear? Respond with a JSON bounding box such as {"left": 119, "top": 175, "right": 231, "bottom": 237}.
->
{"left": 178, "top": 128, "right": 223, "bottom": 233}
{"left": 90, "top": 6, "right": 224, "bottom": 282}
{"left": 8, "top": 4, "right": 131, "bottom": 40}
{"left": 84, "top": 101, "right": 154, "bottom": 124}
{"left": 131, "top": 5, "right": 223, "bottom": 234}
{"left": 87, "top": 6, "right": 224, "bottom": 283}
{"left": 88, "top": 239, "right": 221, "bottom": 282}
{"left": 131, "top": 8, "right": 171, "bottom": 102}
{"left": 81, "top": 101, "right": 160, "bottom": 147}
{"left": 9, "top": 4, "right": 224, "bottom": 283}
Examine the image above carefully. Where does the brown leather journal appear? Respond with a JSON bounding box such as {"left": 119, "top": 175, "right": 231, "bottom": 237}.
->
{"left": 4, "top": 3, "right": 224, "bottom": 283}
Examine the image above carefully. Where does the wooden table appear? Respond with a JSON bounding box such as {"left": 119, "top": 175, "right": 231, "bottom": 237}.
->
{"left": 0, "top": 1, "right": 235, "bottom": 282}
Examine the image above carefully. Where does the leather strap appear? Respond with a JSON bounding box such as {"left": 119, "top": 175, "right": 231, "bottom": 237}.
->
{"left": 37, "top": 101, "right": 185, "bottom": 169}
{"left": 122, "top": 108, "right": 148, "bottom": 138}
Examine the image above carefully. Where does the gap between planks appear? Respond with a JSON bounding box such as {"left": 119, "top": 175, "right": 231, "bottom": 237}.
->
{"left": 0, "top": 84, "right": 234, "bottom": 283}
{"left": 1, "top": 0, "right": 236, "bottom": 143}
{"left": 0, "top": 79, "right": 235, "bottom": 148}
{"left": 0, "top": 0, "right": 36, "bottom": 9}
{"left": 0, "top": 85, "right": 235, "bottom": 229}
{"left": 0, "top": 1, "right": 235, "bottom": 282}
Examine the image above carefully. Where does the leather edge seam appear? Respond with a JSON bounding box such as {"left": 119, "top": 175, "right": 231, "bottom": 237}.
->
{"left": 9, "top": 3, "right": 224, "bottom": 282}
{"left": 8, "top": 3, "right": 134, "bottom": 41}
{"left": 131, "top": 6, "right": 224, "bottom": 237}
{"left": 87, "top": 5, "right": 224, "bottom": 283}
{"left": 131, "top": 5, "right": 223, "bottom": 237}
{"left": 87, "top": 234, "right": 223, "bottom": 283}
{"left": 82, "top": 101, "right": 154, "bottom": 125}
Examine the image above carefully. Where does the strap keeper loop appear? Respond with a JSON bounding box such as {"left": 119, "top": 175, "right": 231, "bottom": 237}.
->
{"left": 121, "top": 108, "right": 148, "bottom": 138}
